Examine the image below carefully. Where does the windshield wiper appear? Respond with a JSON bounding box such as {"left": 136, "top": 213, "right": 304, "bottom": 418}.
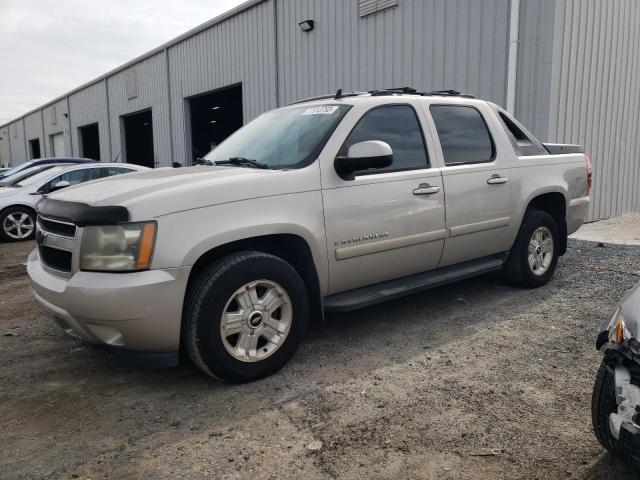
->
{"left": 193, "top": 157, "right": 213, "bottom": 166}
{"left": 214, "top": 157, "right": 271, "bottom": 169}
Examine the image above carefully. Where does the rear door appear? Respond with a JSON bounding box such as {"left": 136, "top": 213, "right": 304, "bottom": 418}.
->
{"left": 321, "top": 100, "right": 446, "bottom": 294}
{"left": 426, "top": 102, "right": 513, "bottom": 267}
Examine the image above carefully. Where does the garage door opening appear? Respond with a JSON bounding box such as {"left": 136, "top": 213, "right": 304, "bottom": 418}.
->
{"left": 123, "top": 109, "right": 154, "bottom": 168}
{"left": 79, "top": 123, "right": 100, "bottom": 161}
{"left": 29, "top": 139, "right": 41, "bottom": 159}
{"left": 188, "top": 84, "right": 243, "bottom": 163}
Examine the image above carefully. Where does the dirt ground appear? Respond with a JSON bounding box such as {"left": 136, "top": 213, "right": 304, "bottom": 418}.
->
{"left": 1, "top": 239, "right": 639, "bottom": 480}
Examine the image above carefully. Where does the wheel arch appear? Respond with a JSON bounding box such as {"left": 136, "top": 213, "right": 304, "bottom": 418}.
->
{"left": 186, "top": 233, "right": 324, "bottom": 325}
{"left": 524, "top": 191, "right": 568, "bottom": 255}
{"left": 0, "top": 203, "right": 37, "bottom": 217}
{"left": 0, "top": 204, "right": 38, "bottom": 240}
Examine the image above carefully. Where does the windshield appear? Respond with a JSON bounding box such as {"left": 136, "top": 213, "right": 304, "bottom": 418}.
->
{"left": 0, "top": 163, "right": 28, "bottom": 180}
{"left": 0, "top": 166, "right": 56, "bottom": 186}
{"left": 16, "top": 166, "right": 66, "bottom": 187}
{"left": 203, "top": 104, "right": 351, "bottom": 169}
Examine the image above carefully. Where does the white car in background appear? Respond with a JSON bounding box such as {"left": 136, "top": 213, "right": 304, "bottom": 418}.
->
{"left": 0, "top": 163, "right": 148, "bottom": 242}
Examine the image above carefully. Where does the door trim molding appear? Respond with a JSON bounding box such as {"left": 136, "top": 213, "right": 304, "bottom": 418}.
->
{"left": 335, "top": 229, "right": 448, "bottom": 260}
{"left": 448, "top": 217, "right": 510, "bottom": 237}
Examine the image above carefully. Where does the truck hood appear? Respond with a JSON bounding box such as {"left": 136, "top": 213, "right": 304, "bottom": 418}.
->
{"left": 47, "top": 165, "right": 302, "bottom": 217}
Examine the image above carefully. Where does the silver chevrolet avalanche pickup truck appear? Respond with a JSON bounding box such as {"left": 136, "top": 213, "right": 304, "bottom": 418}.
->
{"left": 28, "top": 88, "right": 592, "bottom": 382}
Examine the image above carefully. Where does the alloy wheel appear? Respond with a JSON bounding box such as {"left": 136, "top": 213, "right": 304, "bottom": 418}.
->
{"left": 528, "top": 226, "right": 554, "bottom": 276}
{"left": 219, "top": 279, "right": 293, "bottom": 362}
{"left": 3, "top": 212, "right": 34, "bottom": 240}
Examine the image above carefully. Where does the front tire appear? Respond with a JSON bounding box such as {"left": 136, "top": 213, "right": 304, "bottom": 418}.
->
{"left": 504, "top": 209, "right": 559, "bottom": 288}
{"left": 183, "top": 251, "right": 309, "bottom": 382}
{"left": 592, "top": 361, "right": 620, "bottom": 452}
{"left": 592, "top": 361, "right": 640, "bottom": 469}
{"left": 0, "top": 206, "right": 36, "bottom": 242}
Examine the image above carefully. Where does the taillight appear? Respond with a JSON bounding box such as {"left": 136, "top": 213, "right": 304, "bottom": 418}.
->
{"left": 585, "top": 154, "right": 592, "bottom": 195}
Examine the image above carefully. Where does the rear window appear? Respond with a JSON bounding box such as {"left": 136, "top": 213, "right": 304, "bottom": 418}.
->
{"left": 494, "top": 108, "right": 547, "bottom": 156}
{"left": 430, "top": 105, "right": 494, "bottom": 165}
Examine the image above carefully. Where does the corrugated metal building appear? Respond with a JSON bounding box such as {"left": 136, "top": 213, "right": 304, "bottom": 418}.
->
{"left": 1, "top": 0, "right": 639, "bottom": 220}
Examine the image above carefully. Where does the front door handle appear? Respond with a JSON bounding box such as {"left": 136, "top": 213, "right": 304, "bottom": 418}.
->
{"left": 413, "top": 183, "right": 440, "bottom": 195}
{"left": 487, "top": 175, "right": 508, "bottom": 185}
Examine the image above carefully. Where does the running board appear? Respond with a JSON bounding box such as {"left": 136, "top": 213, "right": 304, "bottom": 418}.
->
{"left": 323, "top": 254, "right": 507, "bottom": 313}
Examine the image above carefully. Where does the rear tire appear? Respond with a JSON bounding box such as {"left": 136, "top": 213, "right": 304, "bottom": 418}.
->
{"left": 0, "top": 206, "right": 36, "bottom": 242}
{"left": 183, "top": 251, "right": 308, "bottom": 383}
{"left": 504, "top": 209, "right": 559, "bottom": 288}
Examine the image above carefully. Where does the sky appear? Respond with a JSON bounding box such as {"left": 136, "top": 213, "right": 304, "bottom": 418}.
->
{"left": 0, "top": 0, "right": 246, "bottom": 124}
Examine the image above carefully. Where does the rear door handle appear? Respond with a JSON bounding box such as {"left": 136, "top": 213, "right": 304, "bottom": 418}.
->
{"left": 413, "top": 183, "right": 440, "bottom": 195}
{"left": 487, "top": 175, "right": 508, "bottom": 185}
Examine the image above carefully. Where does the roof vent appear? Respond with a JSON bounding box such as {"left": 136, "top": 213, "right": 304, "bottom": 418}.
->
{"left": 359, "top": 0, "right": 398, "bottom": 18}
{"left": 126, "top": 69, "right": 138, "bottom": 100}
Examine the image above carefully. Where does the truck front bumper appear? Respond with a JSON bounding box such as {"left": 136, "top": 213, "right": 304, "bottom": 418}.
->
{"left": 27, "top": 249, "right": 190, "bottom": 353}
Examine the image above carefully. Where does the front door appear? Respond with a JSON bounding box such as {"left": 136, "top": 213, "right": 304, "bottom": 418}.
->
{"left": 321, "top": 102, "right": 446, "bottom": 294}
{"left": 426, "top": 103, "right": 512, "bottom": 267}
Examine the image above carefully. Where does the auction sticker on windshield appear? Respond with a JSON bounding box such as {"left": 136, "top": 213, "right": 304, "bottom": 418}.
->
{"left": 302, "top": 106, "right": 340, "bottom": 115}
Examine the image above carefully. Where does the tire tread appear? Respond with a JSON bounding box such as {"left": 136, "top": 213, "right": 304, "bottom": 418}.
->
{"left": 182, "top": 251, "right": 306, "bottom": 382}
{"left": 504, "top": 209, "right": 559, "bottom": 288}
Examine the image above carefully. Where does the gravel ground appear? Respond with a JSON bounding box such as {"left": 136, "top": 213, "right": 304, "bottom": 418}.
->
{"left": 1, "top": 239, "right": 639, "bottom": 479}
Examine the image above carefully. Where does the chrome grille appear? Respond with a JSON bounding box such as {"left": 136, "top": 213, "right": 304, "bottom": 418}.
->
{"left": 36, "top": 215, "right": 79, "bottom": 275}
{"left": 37, "top": 216, "right": 76, "bottom": 238}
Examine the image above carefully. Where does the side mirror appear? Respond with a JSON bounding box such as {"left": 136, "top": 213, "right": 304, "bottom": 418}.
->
{"left": 335, "top": 140, "right": 393, "bottom": 179}
{"left": 49, "top": 180, "right": 70, "bottom": 192}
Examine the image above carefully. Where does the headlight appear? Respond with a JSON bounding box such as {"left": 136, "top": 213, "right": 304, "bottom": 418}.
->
{"left": 80, "top": 222, "right": 157, "bottom": 272}
{"left": 608, "top": 308, "right": 632, "bottom": 344}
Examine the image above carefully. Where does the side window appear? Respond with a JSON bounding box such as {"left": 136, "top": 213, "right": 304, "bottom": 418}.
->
{"left": 43, "top": 168, "right": 101, "bottom": 191}
{"left": 340, "top": 105, "right": 429, "bottom": 174}
{"left": 430, "top": 105, "right": 494, "bottom": 166}
{"left": 101, "top": 167, "right": 136, "bottom": 177}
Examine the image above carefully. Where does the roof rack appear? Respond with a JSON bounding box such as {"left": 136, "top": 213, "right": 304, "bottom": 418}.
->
{"left": 287, "top": 94, "right": 337, "bottom": 105}
{"left": 287, "top": 87, "right": 475, "bottom": 105}
{"left": 287, "top": 89, "right": 365, "bottom": 105}
{"left": 427, "top": 89, "right": 475, "bottom": 98}
{"left": 370, "top": 87, "right": 475, "bottom": 98}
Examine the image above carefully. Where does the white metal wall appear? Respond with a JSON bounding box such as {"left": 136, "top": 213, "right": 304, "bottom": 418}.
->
{"left": 547, "top": 0, "right": 640, "bottom": 220}
{"left": 277, "top": 0, "right": 510, "bottom": 105}
{"left": 69, "top": 81, "right": 111, "bottom": 161}
{"left": 0, "top": 126, "right": 10, "bottom": 166}
{"left": 8, "top": 121, "right": 26, "bottom": 164}
{"left": 107, "top": 53, "right": 171, "bottom": 167}
{"left": 42, "top": 99, "right": 72, "bottom": 158}
{"left": 168, "top": 0, "right": 277, "bottom": 165}
{"left": 514, "top": 0, "right": 556, "bottom": 139}
{"left": 24, "top": 111, "right": 44, "bottom": 159}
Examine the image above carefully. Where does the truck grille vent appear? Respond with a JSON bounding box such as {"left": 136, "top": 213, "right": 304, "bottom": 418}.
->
{"left": 38, "top": 245, "right": 72, "bottom": 273}
{"left": 38, "top": 217, "right": 76, "bottom": 238}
